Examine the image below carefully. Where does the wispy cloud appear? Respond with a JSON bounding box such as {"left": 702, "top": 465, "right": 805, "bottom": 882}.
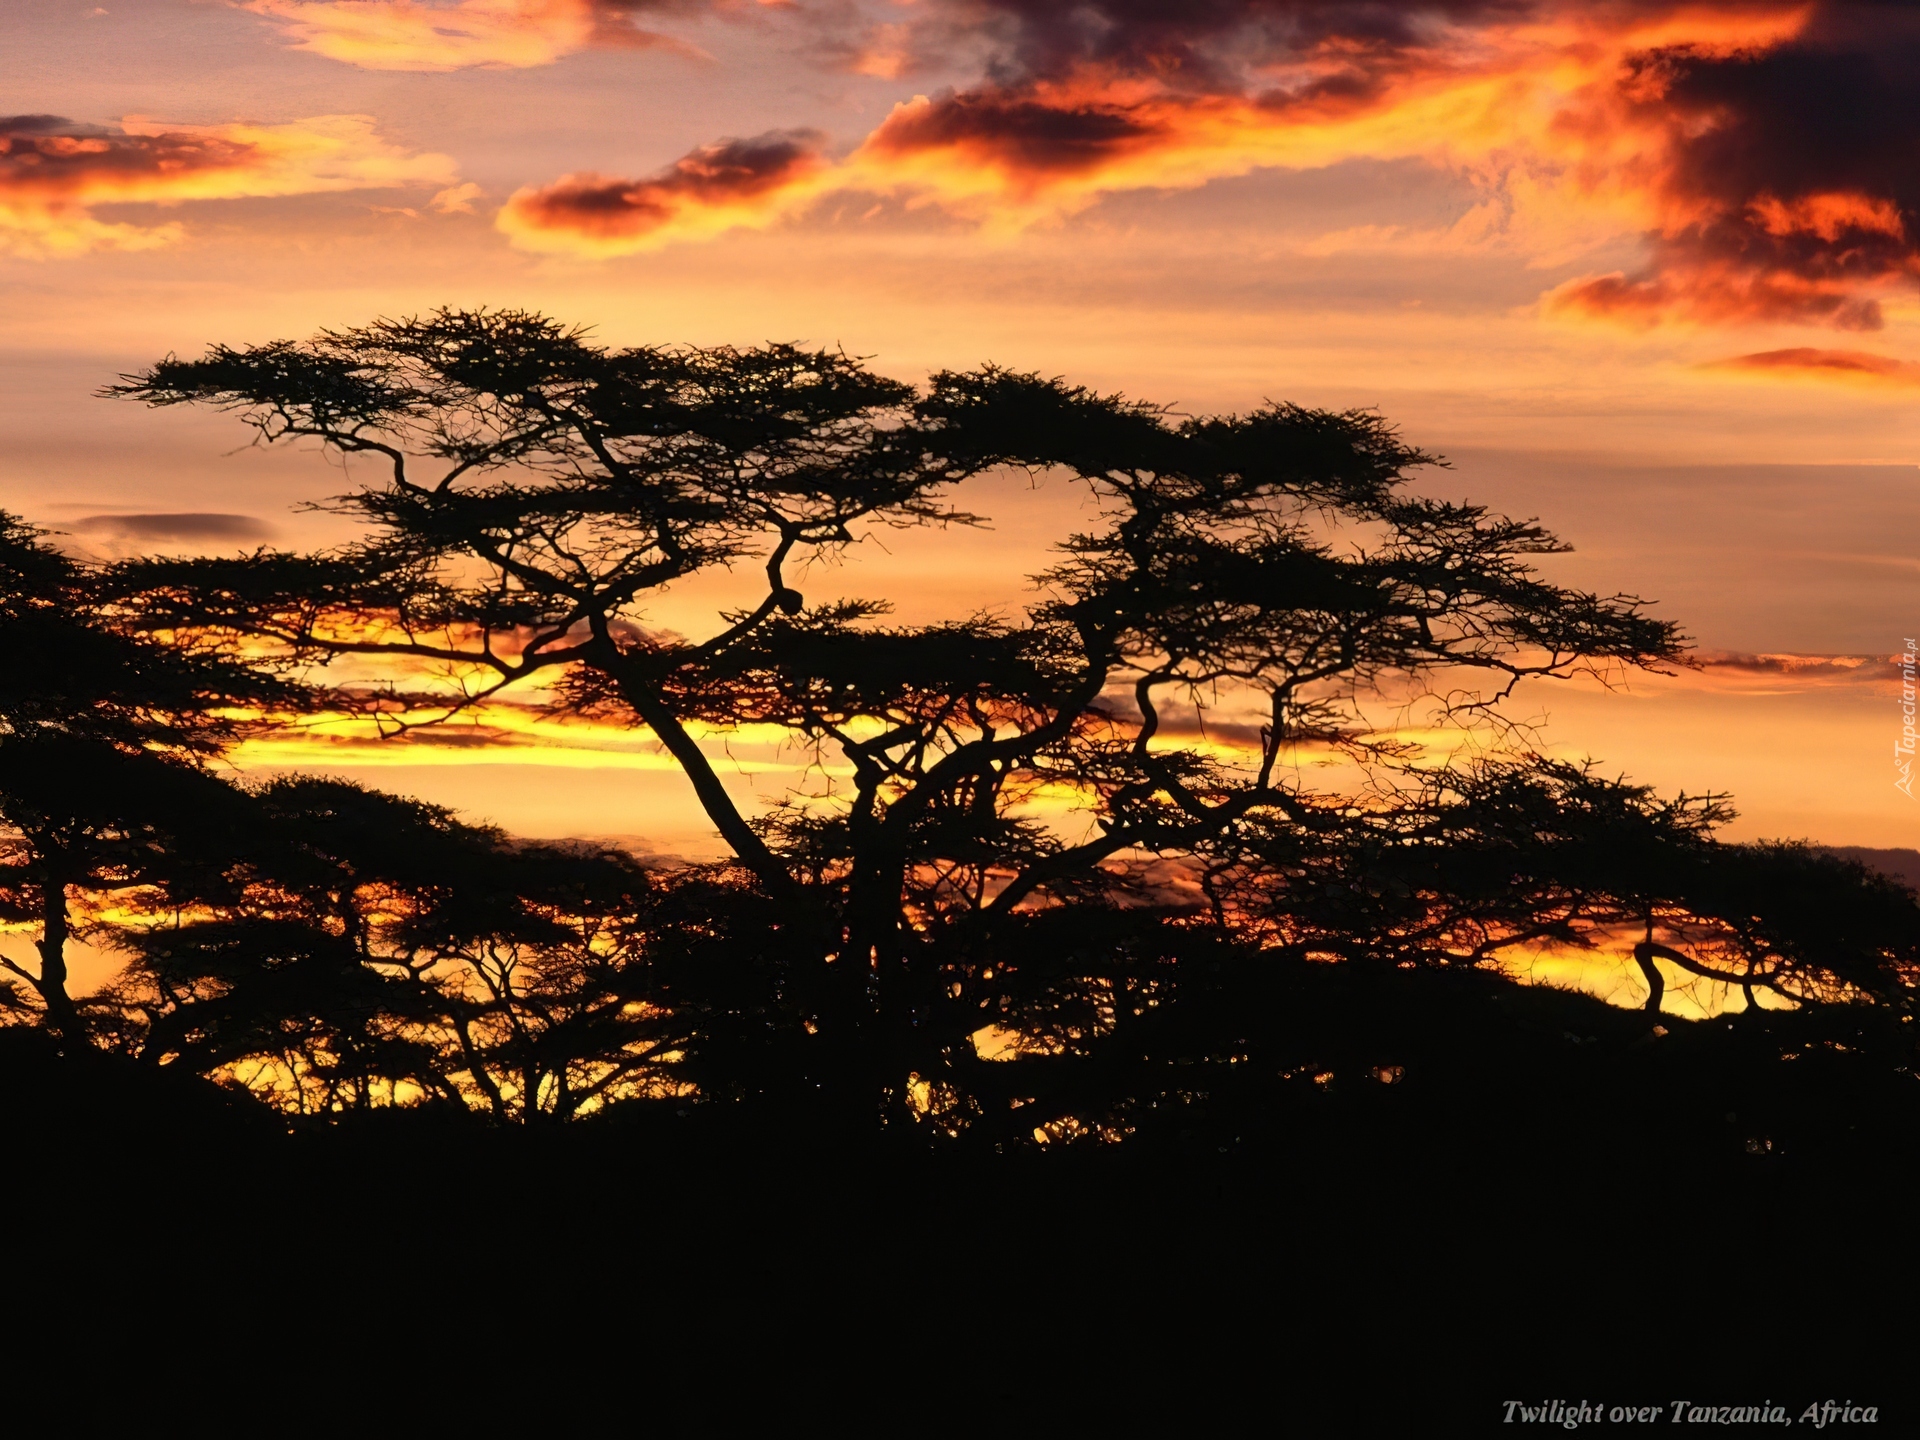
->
{"left": 71, "top": 512, "right": 275, "bottom": 543}
{"left": 1689, "top": 649, "right": 1903, "bottom": 692}
{"left": 241, "top": 0, "right": 709, "bottom": 72}
{"left": 1699, "top": 347, "right": 1920, "bottom": 387}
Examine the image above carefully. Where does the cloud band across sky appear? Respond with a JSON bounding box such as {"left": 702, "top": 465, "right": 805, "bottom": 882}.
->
{"left": 0, "top": 113, "right": 459, "bottom": 258}
{"left": 486, "top": 1, "right": 1920, "bottom": 336}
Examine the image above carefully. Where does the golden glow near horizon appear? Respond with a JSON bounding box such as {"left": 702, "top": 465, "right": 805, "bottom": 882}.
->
{"left": 6, "top": 0, "right": 1919, "bottom": 1019}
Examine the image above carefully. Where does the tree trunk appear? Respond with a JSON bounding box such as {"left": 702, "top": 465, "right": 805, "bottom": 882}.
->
{"left": 1631, "top": 941, "right": 1664, "bottom": 1016}
{"left": 33, "top": 876, "right": 85, "bottom": 1045}
{"left": 607, "top": 662, "right": 795, "bottom": 902}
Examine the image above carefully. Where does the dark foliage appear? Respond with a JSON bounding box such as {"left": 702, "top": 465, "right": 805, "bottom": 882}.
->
{"left": 87, "top": 776, "right": 674, "bottom": 1124}
{"left": 0, "top": 309, "right": 1907, "bottom": 1151}
{"left": 0, "top": 514, "right": 292, "bottom": 1037}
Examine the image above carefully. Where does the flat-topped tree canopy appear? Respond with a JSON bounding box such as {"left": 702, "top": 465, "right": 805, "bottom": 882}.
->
{"left": 107, "top": 310, "right": 1006, "bottom": 890}
{"left": 112, "top": 309, "right": 973, "bottom": 605}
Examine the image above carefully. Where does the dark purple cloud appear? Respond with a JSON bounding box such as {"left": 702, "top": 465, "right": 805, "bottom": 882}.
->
{"left": 502, "top": 129, "right": 828, "bottom": 248}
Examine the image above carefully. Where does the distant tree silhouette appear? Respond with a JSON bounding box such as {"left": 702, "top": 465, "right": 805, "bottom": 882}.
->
{"left": 95, "top": 779, "right": 674, "bottom": 1122}
{"left": 80, "top": 309, "right": 1919, "bottom": 1138}
{"left": 0, "top": 515, "right": 286, "bottom": 1041}
{"left": 1223, "top": 759, "right": 1920, "bottom": 1014}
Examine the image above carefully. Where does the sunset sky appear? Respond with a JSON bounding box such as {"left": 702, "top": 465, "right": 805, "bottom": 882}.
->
{"left": 8, "top": 0, "right": 1920, "bottom": 866}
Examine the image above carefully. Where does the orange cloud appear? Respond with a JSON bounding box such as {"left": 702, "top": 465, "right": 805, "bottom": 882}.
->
{"left": 1537, "top": 5, "right": 1920, "bottom": 330}
{"left": 1, "top": 113, "right": 459, "bottom": 258}
{"left": 497, "top": 129, "right": 831, "bottom": 254}
{"left": 1699, "top": 347, "right": 1920, "bottom": 386}
{"left": 1545, "top": 264, "right": 1888, "bottom": 331}
{"left": 1748, "top": 190, "right": 1905, "bottom": 243}
{"left": 822, "top": 3, "right": 1816, "bottom": 216}
{"left": 241, "top": 0, "right": 702, "bottom": 71}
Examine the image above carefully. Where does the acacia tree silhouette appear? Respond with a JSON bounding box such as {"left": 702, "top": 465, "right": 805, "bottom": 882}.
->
{"left": 100, "top": 309, "right": 1918, "bottom": 1137}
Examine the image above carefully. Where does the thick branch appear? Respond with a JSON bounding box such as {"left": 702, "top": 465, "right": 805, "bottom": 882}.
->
{"left": 591, "top": 624, "right": 796, "bottom": 902}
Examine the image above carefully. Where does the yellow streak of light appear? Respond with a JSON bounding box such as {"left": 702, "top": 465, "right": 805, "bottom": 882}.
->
{"left": 232, "top": 704, "right": 852, "bottom": 774}
{"left": 1487, "top": 938, "right": 1788, "bottom": 1021}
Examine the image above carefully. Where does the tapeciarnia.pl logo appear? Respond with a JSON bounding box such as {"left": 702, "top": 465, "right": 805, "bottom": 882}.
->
{"left": 1898, "top": 638, "right": 1917, "bottom": 799}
